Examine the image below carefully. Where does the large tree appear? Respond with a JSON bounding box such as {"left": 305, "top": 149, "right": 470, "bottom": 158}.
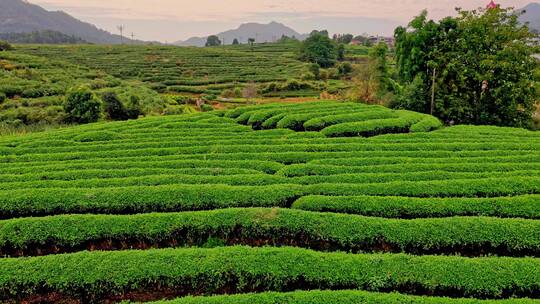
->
{"left": 299, "top": 31, "right": 338, "bottom": 68}
{"left": 394, "top": 7, "right": 538, "bottom": 127}
{"left": 205, "top": 35, "right": 221, "bottom": 47}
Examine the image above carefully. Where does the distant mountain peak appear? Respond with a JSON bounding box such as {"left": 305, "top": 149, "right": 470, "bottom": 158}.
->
{"left": 175, "top": 21, "right": 306, "bottom": 47}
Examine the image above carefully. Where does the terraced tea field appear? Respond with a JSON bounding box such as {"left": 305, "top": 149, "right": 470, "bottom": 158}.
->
{"left": 0, "top": 51, "right": 166, "bottom": 127}
{"left": 0, "top": 101, "right": 539, "bottom": 303}
{"left": 17, "top": 43, "right": 323, "bottom": 96}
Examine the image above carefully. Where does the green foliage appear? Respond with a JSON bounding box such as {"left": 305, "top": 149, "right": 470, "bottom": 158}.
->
{"left": 63, "top": 87, "right": 101, "bottom": 123}
{"left": 1, "top": 208, "right": 539, "bottom": 256}
{"left": 308, "top": 63, "right": 320, "bottom": 79}
{"left": 369, "top": 42, "right": 390, "bottom": 90}
{"left": 394, "top": 8, "right": 538, "bottom": 127}
{"left": 333, "top": 34, "right": 354, "bottom": 44}
{"left": 0, "top": 102, "right": 538, "bottom": 302}
{"left": 0, "top": 40, "right": 13, "bottom": 51}
{"left": 232, "top": 38, "right": 239, "bottom": 45}
{"left": 337, "top": 43, "right": 345, "bottom": 61}
{"left": 0, "top": 30, "right": 87, "bottom": 44}
{"left": 338, "top": 62, "right": 353, "bottom": 76}
{"left": 101, "top": 91, "right": 128, "bottom": 120}
{"left": 299, "top": 32, "right": 338, "bottom": 68}
{"left": 0, "top": 246, "right": 538, "bottom": 301}
{"left": 152, "top": 290, "right": 538, "bottom": 304}
{"left": 293, "top": 195, "right": 539, "bottom": 219}
{"left": 200, "top": 104, "right": 214, "bottom": 112}
{"left": 205, "top": 35, "right": 221, "bottom": 47}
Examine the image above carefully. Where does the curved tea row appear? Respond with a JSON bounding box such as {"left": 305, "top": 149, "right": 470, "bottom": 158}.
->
{"left": 0, "top": 102, "right": 538, "bottom": 303}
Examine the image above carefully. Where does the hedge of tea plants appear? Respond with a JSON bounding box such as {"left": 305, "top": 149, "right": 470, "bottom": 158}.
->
{"left": 0, "top": 101, "right": 538, "bottom": 303}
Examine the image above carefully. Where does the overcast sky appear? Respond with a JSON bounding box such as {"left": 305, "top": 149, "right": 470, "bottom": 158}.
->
{"left": 29, "top": 0, "right": 532, "bottom": 42}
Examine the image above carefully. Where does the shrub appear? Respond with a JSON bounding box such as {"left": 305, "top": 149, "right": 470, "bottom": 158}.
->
{"left": 0, "top": 208, "right": 538, "bottom": 257}
{"left": 221, "top": 89, "right": 235, "bottom": 98}
{"left": 101, "top": 91, "right": 128, "bottom": 120}
{"left": 63, "top": 87, "right": 101, "bottom": 124}
{"left": 143, "top": 290, "right": 540, "bottom": 304}
{"left": 125, "top": 95, "right": 142, "bottom": 119}
{"left": 300, "top": 72, "right": 316, "bottom": 81}
{"left": 200, "top": 104, "right": 214, "bottom": 112}
{"left": 202, "top": 94, "right": 217, "bottom": 101}
{"left": 338, "top": 62, "right": 353, "bottom": 76}
{"left": 0, "top": 246, "right": 538, "bottom": 301}
{"left": 308, "top": 63, "right": 320, "bottom": 79}
{"left": 0, "top": 40, "right": 13, "bottom": 51}
{"left": 0, "top": 92, "right": 6, "bottom": 104}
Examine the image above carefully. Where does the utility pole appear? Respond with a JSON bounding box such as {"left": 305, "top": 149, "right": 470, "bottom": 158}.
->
{"left": 117, "top": 25, "right": 125, "bottom": 44}
{"left": 131, "top": 32, "right": 135, "bottom": 44}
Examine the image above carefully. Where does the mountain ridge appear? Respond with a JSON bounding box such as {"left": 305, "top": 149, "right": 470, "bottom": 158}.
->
{"left": 0, "top": 0, "right": 139, "bottom": 44}
{"left": 518, "top": 2, "right": 540, "bottom": 32}
{"left": 175, "top": 21, "right": 308, "bottom": 46}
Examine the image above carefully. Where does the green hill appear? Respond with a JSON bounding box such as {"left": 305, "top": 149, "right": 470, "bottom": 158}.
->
{"left": 0, "top": 101, "right": 539, "bottom": 302}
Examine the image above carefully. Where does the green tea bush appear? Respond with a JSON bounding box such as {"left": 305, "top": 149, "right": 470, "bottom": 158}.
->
{"left": 0, "top": 246, "right": 538, "bottom": 301}
{"left": 150, "top": 290, "right": 539, "bottom": 304}
{"left": 0, "top": 208, "right": 537, "bottom": 256}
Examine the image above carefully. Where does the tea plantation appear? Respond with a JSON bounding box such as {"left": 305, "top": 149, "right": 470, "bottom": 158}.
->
{"left": 0, "top": 101, "right": 539, "bottom": 303}
{"left": 17, "top": 43, "right": 351, "bottom": 97}
{"left": 0, "top": 51, "right": 166, "bottom": 127}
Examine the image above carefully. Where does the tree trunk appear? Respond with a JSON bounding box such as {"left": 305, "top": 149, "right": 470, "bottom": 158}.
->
{"left": 430, "top": 68, "right": 437, "bottom": 115}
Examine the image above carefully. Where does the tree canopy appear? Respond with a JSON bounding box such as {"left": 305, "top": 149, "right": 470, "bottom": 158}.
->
{"left": 393, "top": 7, "right": 538, "bottom": 128}
{"left": 299, "top": 31, "right": 338, "bottom": 68}
{"left": 0, "top": 40, "right": 13, "bottom": 51}
{"left": 205, "top": 35, "right": 221, "bottom": 47}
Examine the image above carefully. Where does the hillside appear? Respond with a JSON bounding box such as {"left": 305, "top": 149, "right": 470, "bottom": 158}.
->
{"left": 175, "top": 21, "right": 307, "bottom": 46}
{"left": 0, "top": 30, "right": 87, "bottom": 44}
{"left": 0, "top": 101, "right": 539, "bottom": 302}
{"left": 16, "top": 43, "right": 332, "bottom": 97}
{"left": 519, "top": 2, "right": 540, "bottom": 31}
{"left": 0, "top": 0, "right": 133, "bottom": 44}
{"left": 0, "top": 50, "right": 166, "bottom": 127}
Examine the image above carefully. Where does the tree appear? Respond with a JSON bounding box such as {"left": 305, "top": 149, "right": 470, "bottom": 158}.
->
{"left": 64, "top": 87, "right": 101, "bottom": 124}
{"left": 334, "top": 34, "right": 354, "bottom": 44}
{"left": 338, "top": 62, "right": 353, "bottom": 76}
{"left": 232, "top": 38, "right": 240, "bottom": 45}
{"left": 393, "top": 7, "right": 537, "bottom": 127}
{"left": 102, "top": 91, "right": 128, "bottom": 120}
{"left": 369, "top": 42, "right": 390, "bottom": 91}
{"left": 0, "top": 40, "right": 13, "bottom": 51}
{"left": 242, "top": 82, "right": 258, "bottom": 103}
{"left": 311, "top": 30, "right": 329, "bottom": 38}
{"left": 299, "top": 31, "right": 338, "bottom": 68}
{"left": 337, "top": 44, "right": 345, "bottom": 61}
{"left": 205, "top": 35, "right": 221, "bottom": 47}
{"left": 248, "top": 38, "right": 255, "bottom": 45}
{"left": 308, "top": 63, "right": 320, "bottom": 80}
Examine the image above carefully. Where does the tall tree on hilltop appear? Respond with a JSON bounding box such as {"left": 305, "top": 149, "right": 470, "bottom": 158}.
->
{"left": 205, "top": 35, "right": 221, "bottom": 47}
{"left": 299, "top": 31, "right": 338, "bottom": 68}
